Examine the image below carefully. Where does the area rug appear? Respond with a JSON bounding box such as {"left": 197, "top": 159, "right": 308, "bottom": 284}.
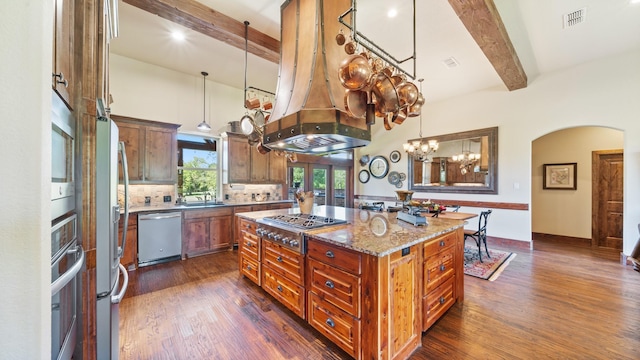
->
{"left": 463, "top": 246, "right": 516, "bottom": 281}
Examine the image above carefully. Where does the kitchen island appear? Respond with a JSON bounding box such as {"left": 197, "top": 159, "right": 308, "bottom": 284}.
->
{"left": 236, "top": 206, "right": 465, "bottom": 360}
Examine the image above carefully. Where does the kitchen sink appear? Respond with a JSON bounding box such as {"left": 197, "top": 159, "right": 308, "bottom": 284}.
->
{"left": 175, "top": 202, "right": 226, "bottom": 209}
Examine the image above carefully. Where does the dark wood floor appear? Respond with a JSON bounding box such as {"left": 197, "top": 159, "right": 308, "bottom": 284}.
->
{"left": 119, "top": 240, "right": 640, "bottom": 359}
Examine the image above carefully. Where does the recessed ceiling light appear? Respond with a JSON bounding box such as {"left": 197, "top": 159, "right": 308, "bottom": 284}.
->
{"left": 387, "top": 8, "right": 398, "bottom": 18}
{"left": 630, "top": 0, "right": 640, "bottom": 4}
{"left": 171, "top": 30, "right": 185, "bottom": 41}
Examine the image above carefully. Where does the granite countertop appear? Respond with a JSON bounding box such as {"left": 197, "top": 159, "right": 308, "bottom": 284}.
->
{"left": 236, "top": 205, "right": 464, "bottom": 257}
{"left": 127, "top": 199, "right": 294, "bottom": 214}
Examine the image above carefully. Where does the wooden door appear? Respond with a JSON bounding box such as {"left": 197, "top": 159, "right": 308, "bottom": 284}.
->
{"left": 251, "top": 146, "right": 270, "bottom": 182}
{"left": 116, "top": 121, "right": 144, "bottom": 181}
{"left": 209, "top": 215, "right": 233, "bottom": 251}
{"left": 183, "top": 218, "right": 210, "bottom": 257}
{"left": 145, "top": 126, "right": 176, "bottom": 182}
{"left": 227, "top": 135, "right": 251, "bottom": 183}
{"left": 269, "top": 152, "right": 287, "bottom": 183}
{"left": 53, "top": 0, "right": 74, "bottom": 108}
{"left": 592, "top": 150, "right": 623, "bottom": 251}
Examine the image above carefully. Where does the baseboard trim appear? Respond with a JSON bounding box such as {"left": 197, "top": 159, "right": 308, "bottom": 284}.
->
{"left": 485, "top": 236, "right": 531, "bottom": 251}
{"left": 532, "top": 232, "right": 591, "bottom": 247}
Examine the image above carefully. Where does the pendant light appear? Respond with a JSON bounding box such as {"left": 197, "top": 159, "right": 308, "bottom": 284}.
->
{"left": 197, "top": 71, "right": 211, "bottom": 132}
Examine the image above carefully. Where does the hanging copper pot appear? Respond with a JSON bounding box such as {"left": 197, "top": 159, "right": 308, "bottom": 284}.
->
{"left": 392, "top": 108, "right": 407, "bottom": 125}
{"left": 338, "top": 54, "right": 373, "bottom": 91}
{"left": 397, "top": 82, "right": 419, "bottom": 108}
{"left": 407, "top": 92, "right": 425, "bottom": 117}
{"left": 256, "top": 141, "right": 271, "bottom": 154}
{"left": 383, "top": 112, "right": 395, "bottom": 130}
{"left": 371, "top": 72, "right": 399, "bottom": 114}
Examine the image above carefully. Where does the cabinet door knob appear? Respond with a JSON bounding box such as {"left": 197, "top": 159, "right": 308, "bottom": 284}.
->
{"left": 439, "top": 240, "right": 445, "bottom": 247}
{"left": 325, "top": 318, "right": 335, "bottom": 328}
{"left": 325, "top": 280, "right": 335, "bottom": 289}
{"left": 52, "top": 72, "right": 68, "bottom": 87}
{"left": 325, "top": 250, "right": 335, "bottom": 258}
{"left": 439, "top": 264, "right": 446, "bottom": 272}
{"left": 276, "top": 256, "right": 283, "bottom": 263}
{"left": 246, "top": 265, "right": 252, "bottom": 271}
{"left": 277, "top": 285, "right": 283, "bottom": 292}
{"left": 439, "top": 297, "right": 446, "bottom": 304}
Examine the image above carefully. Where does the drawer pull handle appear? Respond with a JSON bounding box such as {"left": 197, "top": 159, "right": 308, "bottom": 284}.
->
{"left": 325, "top": 250, "right": 335, "bottom": 258}
{"left": 277, "top": 285, "right": 283, "bottom": 292}
{"left": 276, "top": 256, "right": 283, "bottom": 263}
{"left": 440, "top": 264, "right": 446, "bottom": 272}
{"left": 325, "top": 280, "right": 334, "bottom": 289}
{"left": 439, "top": 240, "right": 445, "bottom": 247}
{"left": 246, "top": 265, "right": 252, "bottom": 271}
{"left": 439, "top": 297, "right": 446, "bottom": 305}
{"left": 325, "top": 318, "right": 335, "bottom": 328}
{"left": 246, "top": 242, "right": 252, "bottom": 247}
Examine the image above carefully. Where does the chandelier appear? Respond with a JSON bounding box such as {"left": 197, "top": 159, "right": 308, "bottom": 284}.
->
{"left": 452, "top": 140, "right": 481, "bottom": 174}
{"left": 403, "top": 79, "right": 438, "bottom": 162}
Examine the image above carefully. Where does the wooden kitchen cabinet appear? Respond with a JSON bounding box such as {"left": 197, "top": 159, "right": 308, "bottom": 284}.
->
{"left": 119, "top": 214, "right": 138, "bottom": 271}
{"left": 238, "top": 218, "right": 261, "bottom": 285}
{"left": 422, "top": 230, "right": 459, "bottom": 330}
{"left": 225, "top": 133, "right": 287, "bottom": 184}
{"left": 262, "top": 240, "right": 306, "bottom": 318}
{"left": 182, "top": 207, "right": 233, "bottom": 258}
{"left": 52, "top": 0, "right": 74, "bottom": 109}
{"left": 112, "top": 115, "right": 180, "bottom": 184}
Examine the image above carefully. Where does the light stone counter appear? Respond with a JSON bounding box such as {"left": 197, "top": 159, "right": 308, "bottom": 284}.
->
{"left": 127, "top": 200, "right": 294, "bottom": 214}
{"left": 236, "top": 205, "right": 464, "bottom": 257}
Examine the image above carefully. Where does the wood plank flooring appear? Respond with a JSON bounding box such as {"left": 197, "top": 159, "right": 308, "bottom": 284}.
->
{"left": 120, "top": 241, "right": 640, "bottom": 359}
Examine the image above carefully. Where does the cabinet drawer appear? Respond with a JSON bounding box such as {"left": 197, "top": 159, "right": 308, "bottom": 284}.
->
{"left": 423, "top": 231, "right": 456, "bottom": 256}
{"left": 423, "top": 276, "right": 456, "bottom": 331}
{"left": 262, "top": 267, "right": 305, "bottom": 319}
{"left": 262, "top": 241, "right": 304, "bottom": 285}
{"left": 308, "top": 258, "right": 360, "bottom": 317}
{"left": 238, "top": 218, "right": 257, "bottom": 235}
{"left": 184, "top": 207, "right": 233, "bottom": 220}
{"left": 241, "top": 231, "right": 260, "bottom": 260}
{"left": 240, "top": 253, "right": 261, "bottom": 286}
{"left": 424, "top": 245, "right": 455, "bottom": 294}
{"left": 308, "top": 292, "right": 360, "bottom": 358}
{"left": 307, "top": 239, "right": 361, "bottom": 275}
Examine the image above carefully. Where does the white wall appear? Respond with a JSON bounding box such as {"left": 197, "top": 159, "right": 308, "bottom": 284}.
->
{"left": 109, "top": 54, "right": 247, "bottom": 133}
{"left": 355, "top": 49, "right": 640, "bottom": 255}
{"left": 0, "top": 0, "right": 52, "bottom": 358}
{"left": 532, "top": 127, "right": 623, "bottom": 238}
{"left": 110, "top": 49, "right": 640, "bottom": 256}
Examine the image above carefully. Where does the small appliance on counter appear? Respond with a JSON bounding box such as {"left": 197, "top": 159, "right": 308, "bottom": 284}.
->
{"left": 394, "top": 190, "right": 428, "bottom": 226}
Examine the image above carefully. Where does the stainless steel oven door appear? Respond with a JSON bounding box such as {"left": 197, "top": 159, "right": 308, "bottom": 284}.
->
{"left": 51, "top": 242, "right": 84, "bottom": 360}
{"left": 51, "top": 91, "right": 75, "bottom": 220}
{"left": 51, "top": 214, "right": 84, "bottom": 360}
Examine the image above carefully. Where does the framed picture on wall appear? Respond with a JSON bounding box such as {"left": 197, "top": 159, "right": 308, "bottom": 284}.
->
{"left": 543, "top": 163, "right": 577, "bottom": 190}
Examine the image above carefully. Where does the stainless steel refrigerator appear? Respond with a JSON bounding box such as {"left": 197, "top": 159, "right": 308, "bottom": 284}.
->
{"left": 96, "top": 101, "right": 130, "bottom": 360}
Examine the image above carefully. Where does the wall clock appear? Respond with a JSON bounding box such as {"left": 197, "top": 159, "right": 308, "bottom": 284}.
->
{"left": 369, "top": 155, "right": 389, "bottom": 179}
{"left": 358, "top": 169, "right": 371, "bottom": 183}
{"left": 389, "top": 150, "right": 401, "bottom": 163}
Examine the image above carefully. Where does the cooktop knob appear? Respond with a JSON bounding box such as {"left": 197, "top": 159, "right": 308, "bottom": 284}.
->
{"left": 281, "top": 237, "right": 290, "bottom": 245}
{"left": 273, "top": 234, "right": 282, "bottom": 241}
{"left": 289, "top": 240, "right": 299, "bottom": 247}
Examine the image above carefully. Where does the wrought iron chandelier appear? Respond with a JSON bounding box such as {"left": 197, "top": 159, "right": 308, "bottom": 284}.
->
{"left": 403, "top": 79, "right": 438, "bottom": 162}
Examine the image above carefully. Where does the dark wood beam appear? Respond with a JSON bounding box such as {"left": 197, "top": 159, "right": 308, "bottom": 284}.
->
{"left": 447, "top": 0, "right": 527, "bottom": 91}
{"left": 123, "top": 0, "right": 280, "bottom": 63}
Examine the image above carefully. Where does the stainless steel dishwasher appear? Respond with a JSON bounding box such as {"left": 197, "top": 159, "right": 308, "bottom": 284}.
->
{"left": 138, "top": 212, "right": 182, "bottom": 267}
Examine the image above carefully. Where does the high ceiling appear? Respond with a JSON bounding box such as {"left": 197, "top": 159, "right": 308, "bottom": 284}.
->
{"left": 110, "top": 0, "right": 640, "bottom": 103}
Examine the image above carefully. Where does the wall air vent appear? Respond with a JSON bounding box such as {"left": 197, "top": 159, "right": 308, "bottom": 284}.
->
{"left": 563, "top": 8, "right": 587, "bottom": 28}
{"left": 442, "top": 57, "right": 459, "bottom": 68}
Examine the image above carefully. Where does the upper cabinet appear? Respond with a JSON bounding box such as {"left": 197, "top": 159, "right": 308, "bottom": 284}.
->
{"left": 225, "top": 133, "right": 287, "bottom": 184}
{"left": 52, "top": 0, "right": 74, "bottom": 109}
{"left": 112, "top": 115, "right": 180, "bottom": 184}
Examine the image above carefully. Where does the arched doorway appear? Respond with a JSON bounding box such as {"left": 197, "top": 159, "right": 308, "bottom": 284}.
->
{"left": 531, "top": 126, "right": 624, "bottom": 258}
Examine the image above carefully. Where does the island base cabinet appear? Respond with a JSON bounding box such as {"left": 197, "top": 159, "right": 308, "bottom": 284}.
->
{"left": 308, "top": 292, "right": 360, "bottom": 359}
{"left": 262, "top": 267, "right": 305, "bottom": 318}
{"left": 423, "top": 276, "right": 456, "bottom": 330}
{"left": 240, "top": 253, "right": 261, "bottom": 285}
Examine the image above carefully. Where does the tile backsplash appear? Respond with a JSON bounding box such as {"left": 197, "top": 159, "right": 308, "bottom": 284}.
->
{"left": 223, "top": 184, "right": 282, "bottom": 203}
{"left": 118, "top": 184, "right": 175, "bottom": 207}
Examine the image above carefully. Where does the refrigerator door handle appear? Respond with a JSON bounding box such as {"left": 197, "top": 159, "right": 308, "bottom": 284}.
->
{"left": 111, "top": 263, "right": 129, "bottom": 304}
{"left": 118, "top": 141, "right": 129, "bottom": 259}
{"left": 51, "top": 245, "right": 84, "bottom": 296}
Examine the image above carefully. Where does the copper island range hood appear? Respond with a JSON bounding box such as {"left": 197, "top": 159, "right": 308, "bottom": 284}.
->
{"left": 262, "top": 0, "right": 371, "bottom": 153}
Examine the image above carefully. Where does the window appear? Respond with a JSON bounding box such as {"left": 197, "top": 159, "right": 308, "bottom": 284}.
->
{"left": 177, "top": 134, "right": 219, "bottom": 202}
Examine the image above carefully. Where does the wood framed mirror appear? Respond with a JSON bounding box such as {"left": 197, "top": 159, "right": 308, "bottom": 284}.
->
{"left": 407, "top": 127, "right": 498, "bottom": 194}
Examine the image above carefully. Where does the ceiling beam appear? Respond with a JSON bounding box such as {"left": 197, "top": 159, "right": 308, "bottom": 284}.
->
{"left": 448, "top": 0, "right": 527, "bottom": 91}
{"left": 123, "top": 0, "right": 280, "bottom": 64}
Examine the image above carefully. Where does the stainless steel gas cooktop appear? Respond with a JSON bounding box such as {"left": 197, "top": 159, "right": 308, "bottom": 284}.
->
{"left": 262, "top": 213, "right": 347, "bottom": 230}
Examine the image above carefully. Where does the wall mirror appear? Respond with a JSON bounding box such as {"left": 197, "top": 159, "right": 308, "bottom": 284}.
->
{"left": 407, "top": 127, "right": 498, "bottom": 194}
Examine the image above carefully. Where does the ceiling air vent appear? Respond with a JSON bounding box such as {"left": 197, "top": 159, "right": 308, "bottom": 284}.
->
{"left": 442, "top": 57, "right": 459, "bottom": 69}
{"left": 563, "top": 8, "right": 587, "bottom": 28}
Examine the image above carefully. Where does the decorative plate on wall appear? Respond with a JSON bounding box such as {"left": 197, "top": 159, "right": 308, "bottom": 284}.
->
{"left": 389, "top": 150, "right": 401, "bottom": 163}
{"left": 388, "top": 171, "right": 400, "bottom": 185}
{"left": 359, "top": 155, "right": 370, "bottom": 166}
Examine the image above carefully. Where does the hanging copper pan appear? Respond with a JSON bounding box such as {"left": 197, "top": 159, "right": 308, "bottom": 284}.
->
{"left": 407, "top": 92, "right": 425, "bottom": 117}
{"left": 371, "top": 72, "right": 399, "bottom": 114}
{"left": 344, "top": 89, "right": 367, "bottom": 118}
{"left": 392, "top": 108, "right": 408, "bottom": 125}
{"left": 256, "top": 141, "right": 271, "bottom": 154}
{"left": 397, "top": 82, "right": 419, "bottom": 108}
{"left": 383, "top": 112, "right": 395, "bottom": 130}
{"left": 338, "top": 54, "right": 372, "bottom": 91}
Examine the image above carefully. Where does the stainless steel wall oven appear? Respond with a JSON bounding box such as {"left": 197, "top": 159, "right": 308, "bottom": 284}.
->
{"left": 51, "top": 214, "right": 84, "bottom": 360}
{"left": 51, "top": 92, "right": 75, "bottom": 221}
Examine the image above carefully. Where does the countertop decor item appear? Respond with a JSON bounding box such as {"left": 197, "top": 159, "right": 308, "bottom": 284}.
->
{"left": 369, "top": 155, "right": 389, "bottom": 179}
